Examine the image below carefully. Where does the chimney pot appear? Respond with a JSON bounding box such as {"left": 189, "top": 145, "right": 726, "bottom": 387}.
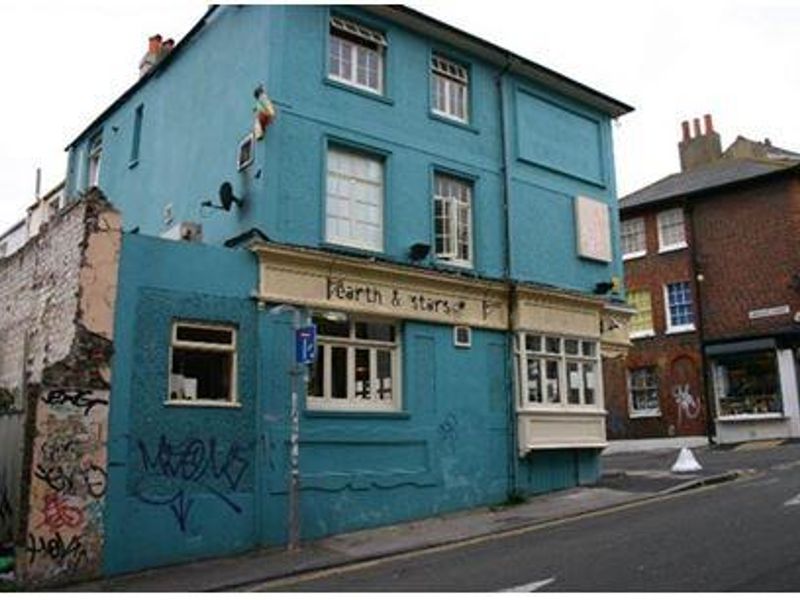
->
{"left": 148, "top": 34, "right": 163, "bottom": 55}
{"left": 692, "top": 118, "right": 702, "bottom": 138}
{"left": 703, "top": 114, "right": 714, "bottom": 135}
{"left": 681, "top": 120, "right": 691, "bottom": 141}
{"left": 161, "top": 38, "right": 175, "bottom": 53}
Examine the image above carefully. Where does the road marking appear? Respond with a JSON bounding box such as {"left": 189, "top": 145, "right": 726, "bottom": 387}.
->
{"left": 784, "top": 493, "right": 800, "bottom": 507}
{"left": 499, "top": 577, "right": 556, "bottom": 592}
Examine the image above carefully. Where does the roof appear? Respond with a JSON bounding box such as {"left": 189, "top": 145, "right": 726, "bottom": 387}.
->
{"left": 620, "top": 157, "right": 800, "bottom": 211}
{"left": 67, "top": 4, "right": 632, "bottom": 149}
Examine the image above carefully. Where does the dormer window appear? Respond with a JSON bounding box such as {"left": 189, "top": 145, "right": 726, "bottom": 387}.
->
{"left": 328, "top": 16, "right": 386, "bottom": 95}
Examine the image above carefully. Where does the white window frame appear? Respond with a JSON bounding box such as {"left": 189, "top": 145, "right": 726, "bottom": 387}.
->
{"left": 453, "top": 325, "right": 472, "bottom": 348}
{"left": 87, "top": 132, "right": 103, "bottom": 188}
{"left": 657, "top": 208, "right": 687, "bottom": 253}
{"left": 328, "top": 16, "right": 386, "bottom": 95}
{"left": 167, "top": 321, "right": 239, "bottom": 408}
{"left": 621, "top": 217, "right": 646, "bottom": 260}
{"left": 433, "top": 172, "right": 473, "bottom": 267}
{"left": 627, "top": 289, "right": 655, "bottom": 339}
{"left": 325, "top": 146, "right": 384, "bottom": 252}
{"left": 712, "top": 351, "right": 784, "bottom": 419}
{"left": 237, "top": 133, "right": 255, "bottom": 171}
{"left": 627, "top": 366, "right": 661, "bottom": 417}
{"left": 664, "top": 281, "right": 696, "bottom": 334}
{"left": 431, "top": 54, "right": 469, "bottom": 123}
{"left": 307, "top": 316, "right": 401, "bottom": 412}
{"left": 515, "top": 332, "right": 602, "bottom": 412}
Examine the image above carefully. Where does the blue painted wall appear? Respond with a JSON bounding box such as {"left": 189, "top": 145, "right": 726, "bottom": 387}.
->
{"left": 66, "top": 4, "right": 623, "bottom": 296}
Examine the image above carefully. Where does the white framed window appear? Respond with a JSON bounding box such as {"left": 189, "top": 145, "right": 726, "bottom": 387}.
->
{"left": 628, "top": 366, "right": 660, "bottom": 416}
{"left": 168, "top": 322, "right": 239, "bottom": 407}
{"left": 328, "top": 16, "right": 386, "bottom": 95}
{"left": 627, "top": 290, "right": 654, "bottom": 338}
{"left": 307, "top": 315, "right": 401, "bottom": 412}
{"left": 326, "top": 146, "right": 384, "bottom": 251}
{"left": 453, "top": 325, "right": 472, "bottom": 348}
{"left": 657, "top": 208, "right": 687, "bottom": 252}
{"left": 434, "top": 173, "right": 472, "bottom": 266}
{"left": 665, "top": 281, "right": 695, "bottom": 333}
{"left": 431, "top": 54, "right": 469, "bottom": 123}
{"left": 87, "top": 132, "right": 103, "bottom": 188}
{"left": 516, "top": 333, "right": 601, "bottom": 409}
{"left": 621, "top": 217, "right": 646, "bottom": 259}
{"left": 237, "top": 133, "right": 255, "bottom": 171}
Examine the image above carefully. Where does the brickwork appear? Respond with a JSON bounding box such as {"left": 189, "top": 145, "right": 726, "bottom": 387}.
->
{"left": 692, "top": 176, "right": 800, "bottom": 341}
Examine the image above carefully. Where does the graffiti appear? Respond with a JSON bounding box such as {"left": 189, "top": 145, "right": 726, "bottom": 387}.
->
{"left": 437, "top": 413, "right": 459, "bottom": 454}
{"left": 41, "top": 389, "right": 109, "bottom": 416}
{"left": 37, "top": 493, "right": 84, "bottom": 532}
{"left": 25, "top": 532, "right": 88, "bottom": 573}
{"left": 673, "top": 384, "right": 701, "bottom": 422}
{"left": 133, "top": 435, "right": 252, "bottom": 532}
{"left": 34, "top": 459, "right": 107, "bottom": 500}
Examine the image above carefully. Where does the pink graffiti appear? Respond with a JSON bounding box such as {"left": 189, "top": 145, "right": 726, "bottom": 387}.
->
{"left": 38, "top": 493, "right": 85, "bottom": 532}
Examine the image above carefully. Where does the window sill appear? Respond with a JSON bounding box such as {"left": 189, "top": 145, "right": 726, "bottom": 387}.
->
{"left": 623, "top": 250, "right": 646, "bottom": 261}
{"left": 434, "top": 258, "right": 474, "bottom": 273}
{"left": 304, "top": 409, "right": 410, "bottom": 420}
{"left": 321, "top": 240, "right": 384, "bottom": 257}
{"left": 428, "top": 112, "right": 480, "bottom": 134}
{"left": 666, "top": 325, "right": 696, "bottom": 335}
{"left": 518, "top": 406, "right": 606, "bottom": 416}
{"left": 717, "top": 413, "right": 785, "bottom": 422}
{"left": 630, "top": 410, "right": 662, "bottom": 419}
{"left": 324, "top": 78, "right": 395, "bottom": 105}
{"left": 630, "top": 330, "right": 655, "bottom": 340}
{"left": 165, "top": 400, "right": 242, "bottom": 409}
{"left": 658, "top": 242, "right": 688, "bottom": 254}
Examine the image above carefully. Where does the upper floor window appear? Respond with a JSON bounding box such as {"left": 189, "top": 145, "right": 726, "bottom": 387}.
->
{"left": 627, "top": 289, "right": 654, "bottom": 338}
{"left": 307, "top": 315, "right": 400, "bottom": 412}
{"left": 328, "top": 16, "right": 386, "bottom": 95}
{"left": 326, "top": 146, "right": 384, "bottom": 251}
{"left": 129, "top": 104, "right": 144, "bottom": 166}
{"left": 518, "top": 333, "right": 600, "bottom": 409}
{"left": 665, "top": 281, "right": 695, "bottom": 333}
{"left": 434, "top": 173, "right": 473, "bottom": 267}
{"left": 87, "top": 132, "right": 103, "bottom": 188}
{"left": 431, "top": 54, "right": 468, "bottom": 123}
{"left": 621, "top": 217, "right": 646, "bottom": 259}
{"left": 657, "top": 208, "right": 686, "bottom": 253}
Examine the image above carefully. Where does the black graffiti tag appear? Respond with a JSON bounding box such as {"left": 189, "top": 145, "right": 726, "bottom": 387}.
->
{"left": 26, "top": 531, "right": 88, "bottom": 573}
{"left": 42, "top": 390, "right": 108, "bottom": 416}
{"left": 33, "top": 462, "right": 108, "bottom": 499}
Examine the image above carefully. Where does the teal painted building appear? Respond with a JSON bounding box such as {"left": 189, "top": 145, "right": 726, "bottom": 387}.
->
{"left": 63, "top": 5, "right": 633, "bottom": 575}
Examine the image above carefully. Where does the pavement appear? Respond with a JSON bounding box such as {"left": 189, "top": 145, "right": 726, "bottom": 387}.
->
{"left": 47, "top": 438, "right": 755, "bottom": 593}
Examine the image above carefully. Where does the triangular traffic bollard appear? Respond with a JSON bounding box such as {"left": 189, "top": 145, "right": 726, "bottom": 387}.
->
{"left": 671, "top": 447, "right": 703, "bottom": 473}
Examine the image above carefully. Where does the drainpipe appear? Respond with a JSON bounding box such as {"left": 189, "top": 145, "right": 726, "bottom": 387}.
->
{"left": 496, "top": 56, "right": 519, "bottom": 499}
{"left": 686, "top": 204, "right": 715, "bottom": 445}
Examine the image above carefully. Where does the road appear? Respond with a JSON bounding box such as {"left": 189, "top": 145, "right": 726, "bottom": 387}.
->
{"left": 251, "top": 445, "right": 800, "bottom": 592}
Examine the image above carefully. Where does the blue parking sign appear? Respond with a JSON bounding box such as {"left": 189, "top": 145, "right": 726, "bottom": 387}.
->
{"left": 295, "top": 325, "right": 317, "bottom": 364}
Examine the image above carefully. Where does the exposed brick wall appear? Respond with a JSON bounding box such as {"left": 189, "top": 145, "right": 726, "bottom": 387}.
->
{"left": 692, "top": 175, "right": 800, "bottom": 341}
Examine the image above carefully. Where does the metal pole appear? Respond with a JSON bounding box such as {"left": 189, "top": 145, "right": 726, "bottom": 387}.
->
{"left": 288, "top": 309, "right": 301, "bottom": 551}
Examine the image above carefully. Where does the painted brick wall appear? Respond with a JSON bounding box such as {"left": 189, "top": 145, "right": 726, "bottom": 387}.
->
{"left": 691, "top": 175, "right": 800, "bottom": 341}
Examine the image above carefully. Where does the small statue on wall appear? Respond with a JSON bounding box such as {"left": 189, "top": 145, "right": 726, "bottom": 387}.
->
{"left": 253, "top": 84, "right": 276, "bottom": 140}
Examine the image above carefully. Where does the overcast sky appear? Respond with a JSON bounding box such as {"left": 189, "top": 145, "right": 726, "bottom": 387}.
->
{"left": 2, "top": 0, "right": 799, "bottom": 232}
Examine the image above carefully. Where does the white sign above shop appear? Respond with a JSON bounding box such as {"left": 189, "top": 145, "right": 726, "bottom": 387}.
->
{"left": 748, "top": 305, "right": 790, "bottom": 320}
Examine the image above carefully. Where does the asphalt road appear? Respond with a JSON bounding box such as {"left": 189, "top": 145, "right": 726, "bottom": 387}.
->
{"left": 256, "top": 445, "right": 800, "bottom": 592}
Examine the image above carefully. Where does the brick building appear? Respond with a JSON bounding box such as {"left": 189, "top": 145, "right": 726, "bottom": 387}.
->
{"left": 606, "top": 115, "right": 800, "bottom": 443}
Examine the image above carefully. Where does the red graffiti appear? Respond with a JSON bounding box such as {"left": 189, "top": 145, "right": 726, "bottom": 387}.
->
{"left": 38, "top": 493, "right": 85, "bottom": 532}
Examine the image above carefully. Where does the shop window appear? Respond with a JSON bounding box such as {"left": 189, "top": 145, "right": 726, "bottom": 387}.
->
{"left": 665, "top": 281, "right": 695, "bottom": 333}
{"left": 621, "top": 217, "right": 646, "bottom": 259}
{"left": 434, "top": 173, "right": 473, "bottom": 267}
{"left": 627, "top": 290, "right": 654, "bottom": 338}
{"left": 326, "top": 146, "right": 384, "bottom": 251}
{"left": 328, "top": 15, "right": 386, "bottom": 95}
{"left": 431, "top": 54, "right": 469, "bottom": 123}
{"left": 657, "top": 208, "right": 686, "bottom": 252}
{"left": 713, "top": 351, "right": 782, "bottom": 417}
{"left": 517, "top": 333, "right": 600, "bottom": 409}
{"left": 307, "top": 315, "right": 400, "bottom": 412}
{"left": 628, "top": 367, "right": 660, "bottom": 416}
{"left": 87, "top": 131, "right": 103, "bottom": 188}
{"left": 168, "top": 322, "right": 238, "bottom": 406}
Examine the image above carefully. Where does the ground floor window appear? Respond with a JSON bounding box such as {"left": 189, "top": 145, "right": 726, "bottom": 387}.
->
{"left": 517, "top": 332, "right": 600, "bottom": 409}
{"left": 168, "top": 321, "right": 237, "bottom": 405}
{"left": 713, "top": 350, "right": 782, "bottom": 416}
{"left": 307, "top": 314, "right": 400, "bottom": 411}
{"left": 628, "top": 366, "right": 660, "bottom": 416}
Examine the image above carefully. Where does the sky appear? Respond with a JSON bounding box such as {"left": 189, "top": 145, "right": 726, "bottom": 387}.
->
{"left": 2, "top": 0, "right": 799, "bottom": 233}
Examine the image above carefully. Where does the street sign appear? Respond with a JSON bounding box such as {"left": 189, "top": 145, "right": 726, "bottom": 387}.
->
{"left": 295, "top": 325, "right": 317, "bottom": 365}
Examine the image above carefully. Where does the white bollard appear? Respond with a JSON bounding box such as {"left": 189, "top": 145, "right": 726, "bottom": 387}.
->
{"left": 671, "top": 447, "right": 703, "bottom": 473}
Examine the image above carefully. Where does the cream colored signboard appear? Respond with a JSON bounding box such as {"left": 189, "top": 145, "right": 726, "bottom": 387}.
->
{"left": 575, "top": 195, "right": 612, "bottom": 263}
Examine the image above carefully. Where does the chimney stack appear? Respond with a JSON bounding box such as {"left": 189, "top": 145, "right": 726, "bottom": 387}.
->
{"left": 678, "top": 113, "right": 722, "bottom": 171}
{"left": 139, "top": 34, "right": 164, "bottom": 78}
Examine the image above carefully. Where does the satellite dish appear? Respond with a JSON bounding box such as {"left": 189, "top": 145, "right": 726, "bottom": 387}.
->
{"left": 219, "top": 181, "right": 243, "bottom": 211}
